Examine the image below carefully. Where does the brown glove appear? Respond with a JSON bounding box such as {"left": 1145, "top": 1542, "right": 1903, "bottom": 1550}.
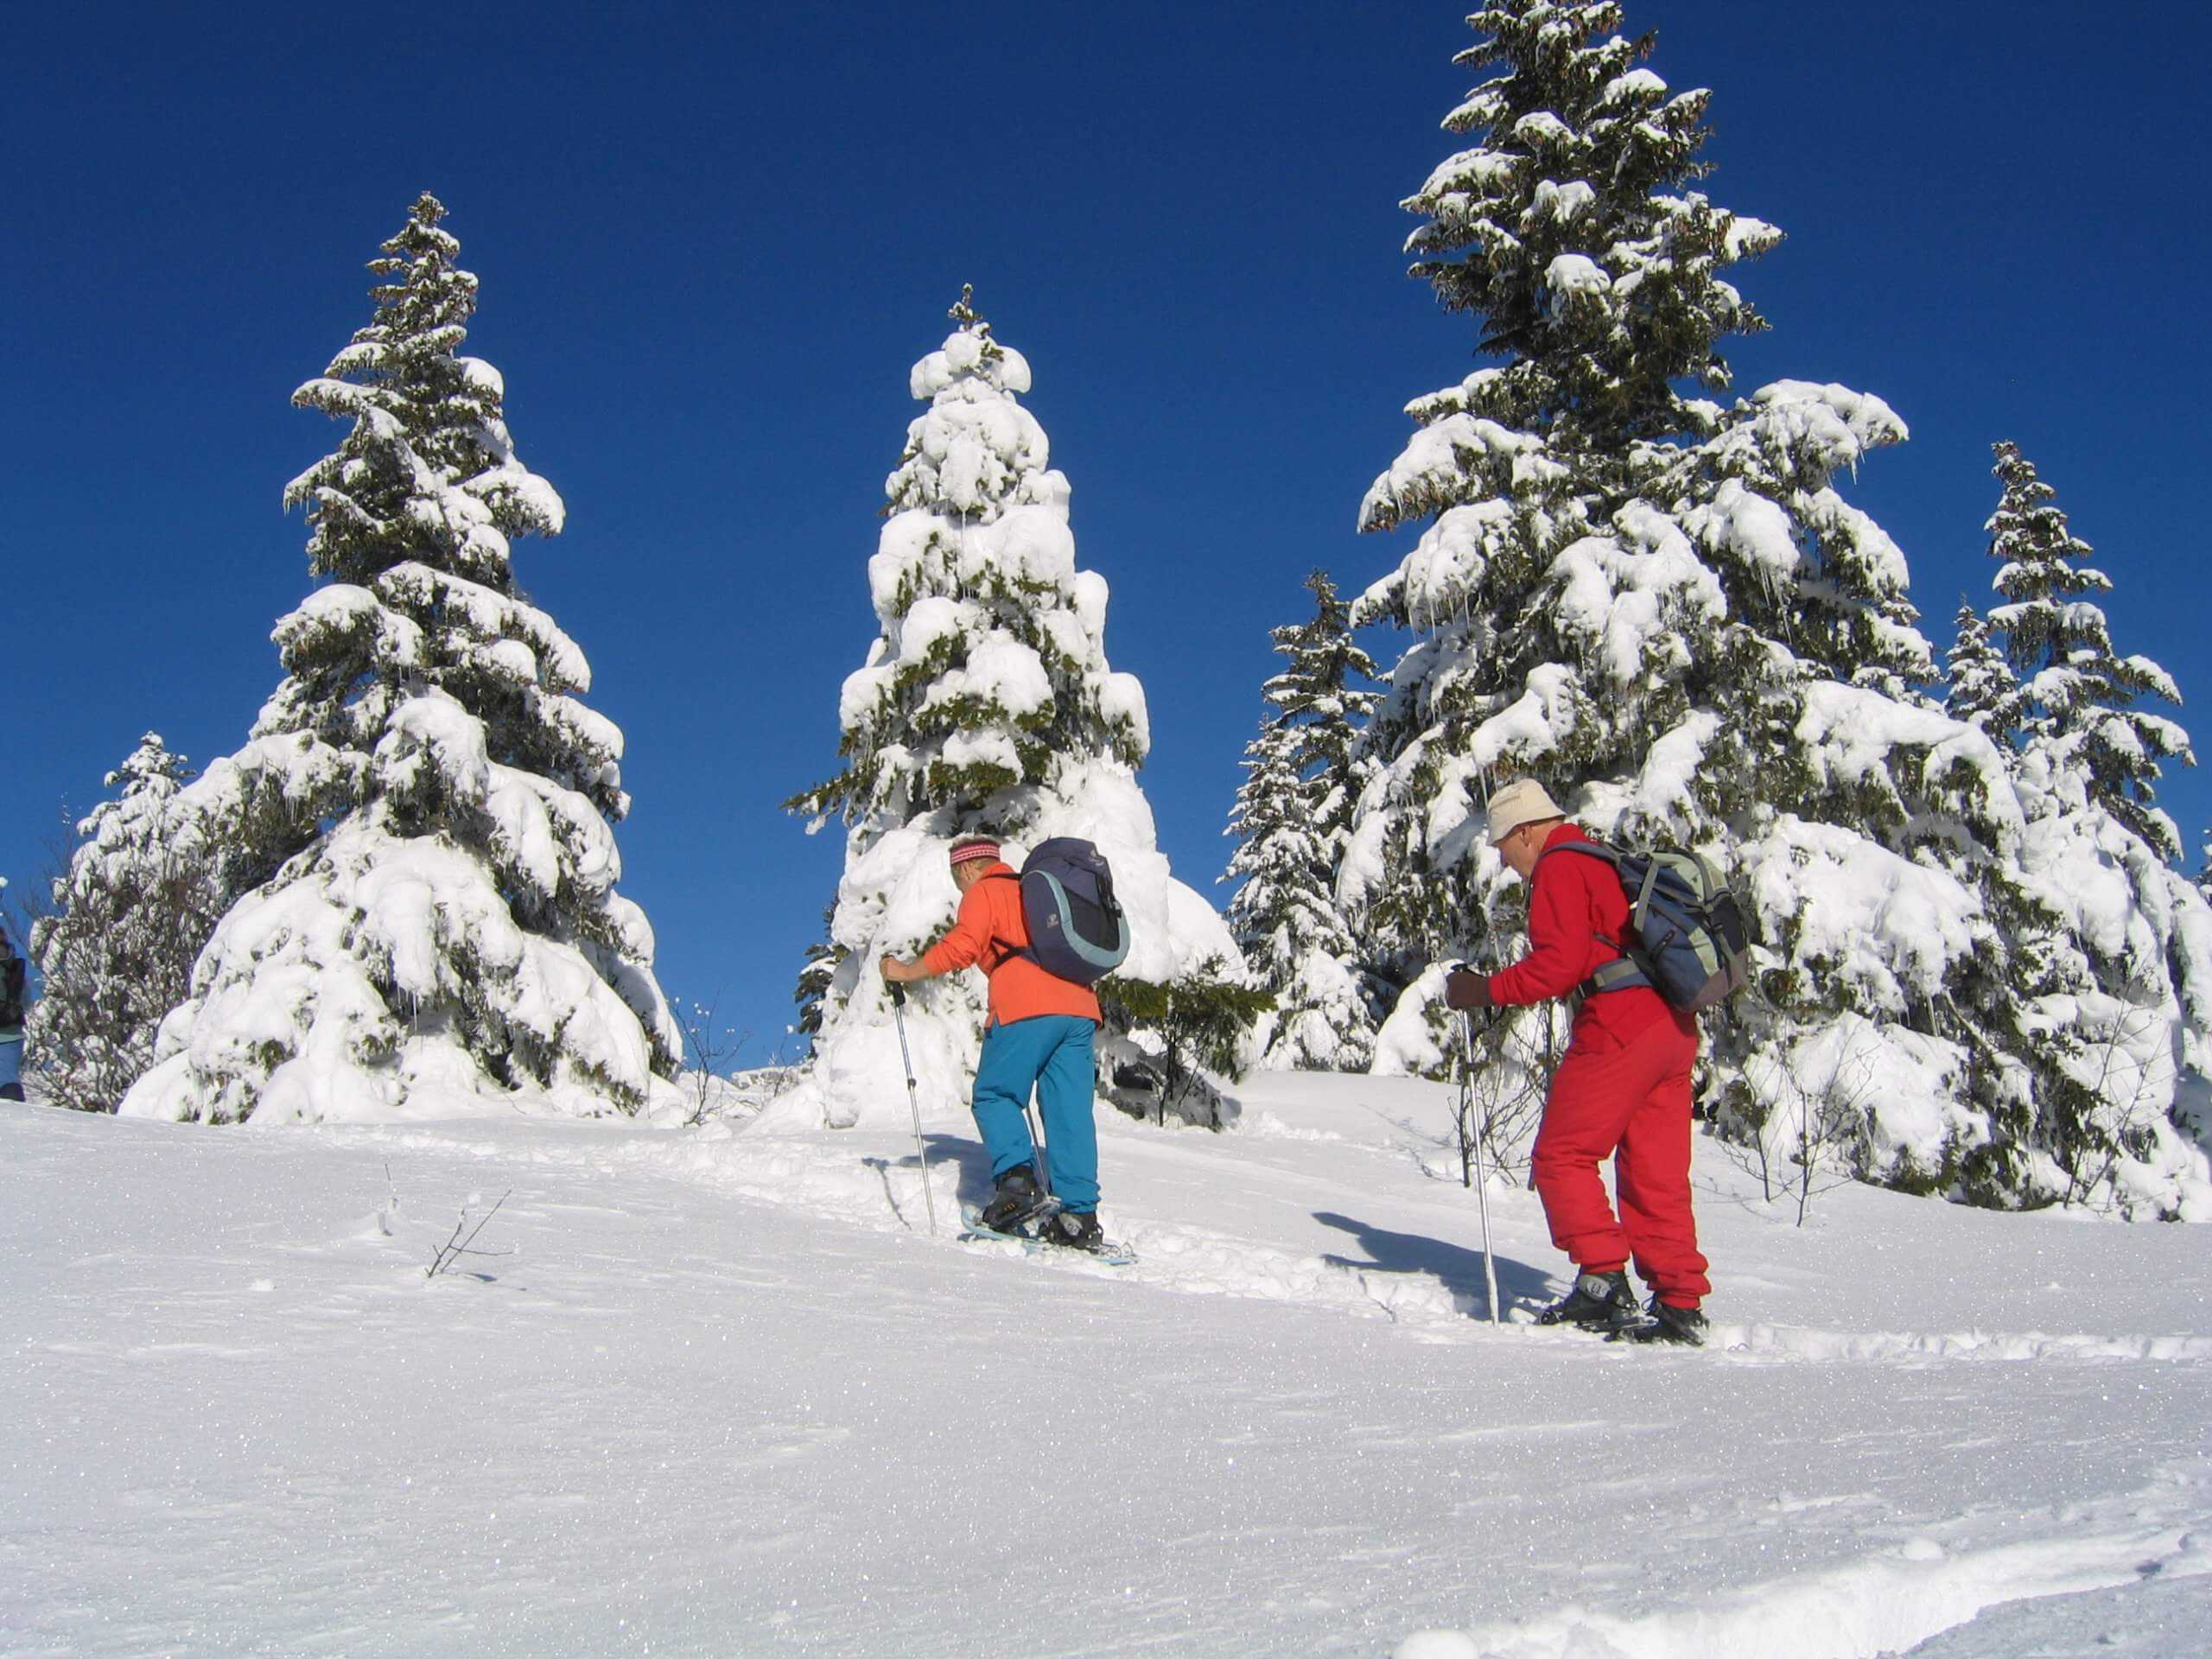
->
{"left": 1443, "top": 965, "right": 1492, "bottom": 1012}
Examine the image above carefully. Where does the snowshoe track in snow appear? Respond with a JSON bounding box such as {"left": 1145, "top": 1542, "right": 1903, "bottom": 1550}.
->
{"left": 321, "top": 1123, "right": 2212, "bottom": 1371}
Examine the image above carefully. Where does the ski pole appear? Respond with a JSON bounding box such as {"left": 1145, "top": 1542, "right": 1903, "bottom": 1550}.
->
{"left": 887, "top": 982, "right": 938, "bottom": 1236}
{"left": 1461, "top": 1008, "right": 1502, "bottom": 1325}
{"left": 1027, "top": 1096, "right": 1052, "bottom": 1198}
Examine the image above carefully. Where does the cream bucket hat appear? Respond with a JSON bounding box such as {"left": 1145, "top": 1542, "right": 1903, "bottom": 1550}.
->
{"left": 1486, "top": 778, "right": 1566, "bottom": 845}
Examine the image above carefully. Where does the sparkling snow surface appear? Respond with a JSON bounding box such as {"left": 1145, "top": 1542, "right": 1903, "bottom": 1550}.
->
{"left": 3, "top": 1075, "right": 2206, "bottom": 1656}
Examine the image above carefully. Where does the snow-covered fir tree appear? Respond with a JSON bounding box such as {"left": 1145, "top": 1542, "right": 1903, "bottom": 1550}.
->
{"left": 1338, "top": 1, "right": 2163, "bottom": 1207}
{"left": 1224, "top": 570, "right": 1379, "bottom": 1070}
{"left": 1985, "top": 441, "right": 2192, "bottom": 859}
{"left": 120, "top": 194, "right": 678, "bottom": 1123}
{"left": 27, "top": 735, "right": 227, "bottom": 1113}
{"left": 1928, "top": 601, "right": 2057, "bottom": 1197}
{"left": 1344, "top": 0, "right": 1792, "bottom": 1005}
{"left": 772, "top": 289, "right": 1249, "bottom": 1131}
{"left": 1967, "top": 442, "right": 2211, "bottom": 1212}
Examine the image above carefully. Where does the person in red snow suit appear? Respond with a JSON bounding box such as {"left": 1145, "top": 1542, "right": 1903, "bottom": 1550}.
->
{"left": 1444, "top": 779, "right": 1710, "bottom": 1345}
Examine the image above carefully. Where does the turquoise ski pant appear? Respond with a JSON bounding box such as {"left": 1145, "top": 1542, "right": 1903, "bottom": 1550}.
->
{"left": 972, "top": 1015, "right": 1100, "bottom": 1214}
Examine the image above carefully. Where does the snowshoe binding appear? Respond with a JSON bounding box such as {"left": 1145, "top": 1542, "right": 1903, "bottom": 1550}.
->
{"left": 1034, "top": 1208, "right": 1136, "bottom": 1266}
{"left": 978, "top": 1166, "right": 1052, "bottom": 1234}
{"left": 1534, "top": 1269, "right": 1642, "bottom": 1333}
{"left": 1037, "top": 1210, "right": 1108, "bottom": 1253}
{"left": 1612, "top": 1297, "right": 1708, "bottom": 1347}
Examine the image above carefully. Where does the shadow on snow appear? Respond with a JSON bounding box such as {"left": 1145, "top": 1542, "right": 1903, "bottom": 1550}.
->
{"left": 1313, "top": 1209, "right": 1553, "bottom": 1308}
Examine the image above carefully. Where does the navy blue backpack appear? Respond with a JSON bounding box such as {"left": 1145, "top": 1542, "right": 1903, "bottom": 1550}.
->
{"left": 996, "top": 838, "right": 1131, "bottom": 987}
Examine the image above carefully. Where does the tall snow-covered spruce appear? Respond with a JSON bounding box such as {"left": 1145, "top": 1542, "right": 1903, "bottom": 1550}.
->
{"left": 1968, "top": 442, "right": 2211, "bottom": 1213}
{"left": 120, "top": 194, "right": 679, "bottom": 1123}
{"left": 1224, "top": 570, "right": 1380, "bottom": 1070}
{"left": 774, "top": 290, "right": 1249, "bottom": 1132}
{"left": 1343, "top": 2, "right": 2121, "bottom": 1207}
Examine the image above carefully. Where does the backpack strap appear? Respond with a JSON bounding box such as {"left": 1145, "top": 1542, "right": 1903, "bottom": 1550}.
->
{"left": 1535, "top": 839, "right": 1623, "bottom": 875}
{"left": 976, "top": 869, "right": 1039, "bottom": 975}
{"left": 1584, "top": 957, "right": 1650, "bottom": 995}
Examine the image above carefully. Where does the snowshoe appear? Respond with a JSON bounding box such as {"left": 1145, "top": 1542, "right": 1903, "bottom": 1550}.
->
{"left": 1612, "top": 1298, "right": 1708, "bottom": 1347}
{"left": 979, "top": 1166, "right": 1052, "bottom": 1233}
{"left": 1533, "top": 1269, "right": 1642, "bottom": 1333}
{"left": 957, "top": 1200, "right": 1135, "bottom": 1266}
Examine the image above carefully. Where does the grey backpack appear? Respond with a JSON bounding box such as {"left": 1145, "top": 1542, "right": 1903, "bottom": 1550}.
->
{"left": 1540, "top": 842, "right": 1752, "bottom": 1013}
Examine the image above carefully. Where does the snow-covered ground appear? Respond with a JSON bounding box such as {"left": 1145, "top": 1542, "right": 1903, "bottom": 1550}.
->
{"left": 3, "top": 1071, "right": 2207, "bottom": 1656}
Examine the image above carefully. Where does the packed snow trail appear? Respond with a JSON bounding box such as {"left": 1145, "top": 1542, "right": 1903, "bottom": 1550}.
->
{"left": 3, "top": 1070, "right": 2207, "bottom": 1656}
{"left": 1400, "top": 1512, "right": 2212, "bottom": 1658}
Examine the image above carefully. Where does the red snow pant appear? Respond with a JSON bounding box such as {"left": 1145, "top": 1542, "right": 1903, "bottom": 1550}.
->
{"left": 1529, "top": 1009, "right": 1711, "bottom": 1307}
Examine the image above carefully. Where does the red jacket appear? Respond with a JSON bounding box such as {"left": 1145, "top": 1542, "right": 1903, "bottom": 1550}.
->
{"left": 921, "top": 863, "right": 1103, "bottom": 1026}
{"left": 1486, "top": 823, "right": 1691, "bottom": 1047}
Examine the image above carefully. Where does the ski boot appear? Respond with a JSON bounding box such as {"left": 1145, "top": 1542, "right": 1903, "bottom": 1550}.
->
{"left": 1534, "top": 1268, "right": 1642, "bottom": 1333}
{"left": 979, "top": 1166, "right": 1052, "bottom": 1233}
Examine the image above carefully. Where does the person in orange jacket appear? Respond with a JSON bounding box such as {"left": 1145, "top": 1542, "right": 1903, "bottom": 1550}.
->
{"left": 1445, "top": 779, "right": 1710, "bottom": 1344}
{"left": 880, "top": 836, "right": 1109, "bottom": 1251}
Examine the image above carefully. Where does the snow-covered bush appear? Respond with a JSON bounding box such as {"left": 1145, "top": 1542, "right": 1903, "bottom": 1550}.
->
{"left": 120, "top": 195, "right": 679, "bottom": 1124}
{"left": 775, "top": 289, "right": 1252, "bottom": 1132}
{"left": 1098, "top": 959, "right": 1275, "bottom": 1128}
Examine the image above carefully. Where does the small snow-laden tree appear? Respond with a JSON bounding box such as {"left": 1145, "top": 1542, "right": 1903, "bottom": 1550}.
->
{"left": 774, "top": 290, "right": 1251, "bottom": 1133}
{"left": 1999, "top": 762, "right": 2212, "bottom": 1216}
{"left": 1943, "top": 602, "right": 2023, "bottom": 745}
{"left": 1940, "top": 590, "right": 2189, "bottom": 1208}
{"left": 791, "top": 905, "right": 840, "bottom": 1044}
{"left": 1986, "top": 441, "right": 2193, "bottom": 859}
{"left": 1990, "top": 724, "right": 2212, "bottom": 1217}
{"left": 120, "top": 194, "right": 679, "bottom": 1126}
{"left": 1967, "top": 442, "right": 2211, "bottom": 1215}
{"left": 1268, "top": 571, "right": 1378, "bottom": 819}
{"left": 26, "top": 736, "right": 229, "bottom": 1112}
{"left": 1348, "top": 2, "right": 2041, "bottom": 1205}
{"left": 1224, "top": 570, "right": 1380, "bottom": 1070}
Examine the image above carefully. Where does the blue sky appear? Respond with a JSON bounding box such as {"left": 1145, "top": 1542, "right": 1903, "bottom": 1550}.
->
{"left": 6, "top": 0, "right": 2208, "bottom": 1060}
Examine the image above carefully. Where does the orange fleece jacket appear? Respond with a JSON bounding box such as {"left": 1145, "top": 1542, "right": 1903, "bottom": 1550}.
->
{"left": 920, "top": 863, "right": 1103, "bottom": 1026}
